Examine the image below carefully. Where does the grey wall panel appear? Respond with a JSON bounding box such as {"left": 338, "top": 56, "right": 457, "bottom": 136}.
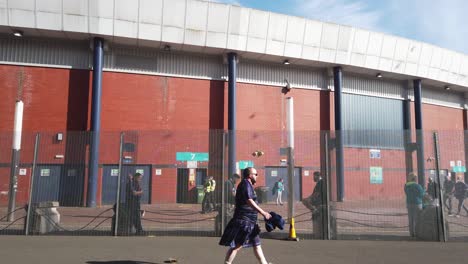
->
{"left": 0, "top": 36, "right": 90, "bottom": 68}
{"left": 407, "top": 85, "right": 464, "bottom": 109}
{"left": 342, "top": 74, "right": 406, "bottom": 100}
{"left": 237, "top": 61, "right": 326, "bottom": 90}
{"left": 104, "top": 45, "right": 225, "bottom": 79}
{"left": 343, "top": 93, "right": 404, "bottom": 149}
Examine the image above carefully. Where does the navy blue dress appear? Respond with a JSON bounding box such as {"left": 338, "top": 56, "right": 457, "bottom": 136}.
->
{"left": 219, "top": 179, "right": 261, "bottom": 248}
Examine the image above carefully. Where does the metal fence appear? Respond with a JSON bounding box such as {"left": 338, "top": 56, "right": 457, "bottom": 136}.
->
{"left": 0, "top": 130, "right": 467, "bottom": 242}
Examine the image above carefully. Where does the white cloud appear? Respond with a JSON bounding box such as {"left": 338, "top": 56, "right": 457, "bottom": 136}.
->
{"left": 292, "top": 0, "right": 468, "bottom": 54}
{"left": 386, "top": 0, "right": 468, "bottom": 54}
{"left": 209, "top": 0, "right": 242, "bottom": 6}
{"left": 292, "top": 0, "right": 382, "bottom": 31}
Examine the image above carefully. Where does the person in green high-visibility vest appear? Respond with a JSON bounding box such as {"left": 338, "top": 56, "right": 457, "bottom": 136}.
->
{"left": 202, "top": 176, "right": 216, "bottom": 213}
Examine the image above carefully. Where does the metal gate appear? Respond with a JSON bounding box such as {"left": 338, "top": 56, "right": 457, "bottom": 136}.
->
{"left": 101, "top": 165, "right": 151, "bottom": 205}
{"left": 264, "top": 167, "right": 302, "bottom": 203}
{"left": 32, "top": 165, "right": 61, "bottom": 203}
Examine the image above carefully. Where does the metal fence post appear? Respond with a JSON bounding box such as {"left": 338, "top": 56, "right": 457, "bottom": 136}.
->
{"left": 113, "top": 132, "right": 125, "bottom": 236}
{"left": 324, "top": 132, "right": 331, "bottom": 240}
{"left": 221, "top": 131, "right": 226, "bottom": 234}
{"left": 433, "top": 132, "right": 447, "bottom": 242}
{"left": 25, "top": 133, "right": 40, "bottom": 236}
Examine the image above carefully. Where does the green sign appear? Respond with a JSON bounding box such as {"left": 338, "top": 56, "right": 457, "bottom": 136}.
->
{"left": 452, "top": 166, "right": 466, "bottom": 173}
{"left": 176, "top": 152, "right": 209, "bottom": 161}
{"left": 238, "top": 160, "right": 254, "bottom": 170}
{"left": 370, "top": 167, "right": 383, "bottom": 184}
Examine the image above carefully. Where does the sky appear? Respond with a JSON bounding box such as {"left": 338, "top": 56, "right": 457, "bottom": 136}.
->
{"left": 213, "top": 0, "right": 468, "bottom": 55}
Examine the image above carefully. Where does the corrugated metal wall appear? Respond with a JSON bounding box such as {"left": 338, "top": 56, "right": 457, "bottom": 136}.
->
{"left": 343, "top": 93, "right": 404, "bottom": 149}
{"left": 407, "top": 85, "right": 464, "bottom": 109}
{"left": 105, "top": 45, "right": 225, "bottom": 80}
{"left": 0, "top": 35, "right": 464, "bottom": 109}
{"left": 237, "top": 61, "right": 326, "bottom": 90}
{"left": 342, "top": 74, "right": 406, "bottom": 100}
{"left": 0, "top": 36, "right": 90, "bottom": 69}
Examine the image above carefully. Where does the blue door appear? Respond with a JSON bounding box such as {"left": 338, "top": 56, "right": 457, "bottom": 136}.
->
{"left": 59, "top": 165, "right": 85, "bottom": 206}
{"left": 32, "top": 165, "right": 61, "bottom": 203}
{"left": 102, "top": 165, "right": 151, "bottom": 205}
{"left": 264, "top": 167, "right": 302, "bottom": 203}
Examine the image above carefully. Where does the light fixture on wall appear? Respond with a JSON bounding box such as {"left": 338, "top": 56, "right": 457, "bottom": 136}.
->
{"left": 163, "top": 44, "right": 171, "bottom": 52}
{"left": 282, "top": 79, "right": 291, "bottom": 94}
{"left": 376, "top": 73, "right": 382, "bottom": 78}
{"left": 13, "top": 30, "right": 23, "bottom": 37}
{"left": 283, "top": 59, "right": 290, "bottom": 65}
{"left": 444, "top": 85, "right": 451, "bottom": 91}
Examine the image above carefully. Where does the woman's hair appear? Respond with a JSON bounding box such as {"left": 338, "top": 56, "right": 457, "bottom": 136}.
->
{"left": 407, "top": 172, "right": 417, "bottom": 182}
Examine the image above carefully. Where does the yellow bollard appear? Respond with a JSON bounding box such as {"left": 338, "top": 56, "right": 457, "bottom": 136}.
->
{"left": 288, "top": 217, "right": 299, "bottom": 241}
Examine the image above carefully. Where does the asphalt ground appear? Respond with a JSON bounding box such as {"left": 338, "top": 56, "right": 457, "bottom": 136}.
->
{"left": 0, "top": 235, "right": 467, "bottom": 264}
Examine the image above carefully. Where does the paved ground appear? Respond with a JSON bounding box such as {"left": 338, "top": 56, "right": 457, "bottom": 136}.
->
{"left": 2, "top": 200, "right": 468, "bottom": 239}
{"left": 0, "top": 235, "right": 467, "bottom": 264}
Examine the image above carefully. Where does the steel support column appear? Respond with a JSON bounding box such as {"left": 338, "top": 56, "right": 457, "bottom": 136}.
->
{"left": 414, "top": 79, "right": 425, "bottom": 187}
{"left": 87, "top": 38, "right": 104, "bottom": 207}
{"left": 403, "top": 99, "right": 414, "bottom": 177}
{"left": 333, "top": 66, "right": 344, "bottom": 201}
{"left": 227, "top": 53, "right": 237, "bottom": 179}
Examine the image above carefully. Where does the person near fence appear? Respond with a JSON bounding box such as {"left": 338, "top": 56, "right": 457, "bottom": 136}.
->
{"left": 202, "top": 176, "right": 216, "bottom": 213}
{"left": 426, "top": 177, "right": 439, "bottom": 201}
{"left": 126, "top": 172, "right": 144, "bottom": 235}
{"left": 454, "top": 176, "right": 468, "bottom": 217}
{"left": 309, "top": 171, "right": 327, "bottom": 239}
{"left": 226, "top": 174, "right": 241, "bottom": 206}
{"left": 272, "top": 178, "right": 284, "bottom": 206}
{"left": 219, "top": 167, "right": 272, "bottom": 264}
{"left": 404, "top": 173, "right": 425, "bottom": 237}
{"left": 443, "top": 173, "right": 455, "bottom": 216}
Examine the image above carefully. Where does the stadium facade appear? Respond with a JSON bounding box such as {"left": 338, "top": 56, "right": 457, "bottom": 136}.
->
{"left": 0, "top": 0, "right": 467, "bottom": 207}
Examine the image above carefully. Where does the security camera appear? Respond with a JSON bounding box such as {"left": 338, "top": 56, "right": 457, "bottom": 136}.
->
{"left": 282, "top": 79, "right": 291, "bottom": 95}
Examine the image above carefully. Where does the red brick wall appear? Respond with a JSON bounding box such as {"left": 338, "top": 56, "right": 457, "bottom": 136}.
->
{"left": 0, "top": 64, "right": 466, "bottom": 204}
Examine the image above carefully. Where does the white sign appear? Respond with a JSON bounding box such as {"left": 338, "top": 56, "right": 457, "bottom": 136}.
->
{"left": 187, "top": 161, "right": 198, "bottom": 168}
{"left": 280, "top": 159, "right": 287, "bottom": 166}
{"left": 19, "top": 168, "right": 27, "bottom": 175}
{"left": 457, "top": 160, "right": 462, "bottom": 167}
{"left": 450, "top": 161, "right": 455, "bottom": 167}
{"left": 136, "top": 169, "right": 144, "bottom": 175}
{"left": 111, "top": 169, "right": 119, "bottom": 177}
{"left": 67, "top": 169, "right": 77, "bottom": 177}
{"left": 271, "top": 170, "right": 278, "bottom": 177}
{"left": 40, "top": 169, "right": 50, "bottom": 177}
{"left": 370, "top": 149, "right": 381, "bottom": 159}
{"left": 155, "top": 169, "right": 162, "bottom": 175}
{"left": 304, "top": 170, "right": 309, "bottom": 176}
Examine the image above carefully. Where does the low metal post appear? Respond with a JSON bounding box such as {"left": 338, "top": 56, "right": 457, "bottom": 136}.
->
{"left": 25, "top": 133, "right": 40, "bottom": 236}
{"left": 433, "top": 132, "right": 447, "bottom": 242}
{"left": 221, "top": 131, "right": 226, "bottom": 234}
{"left": 324, "top": 132, "right": 331, "bottom": 240}
{"left": 113, "top": 132, "right": 125, "bottom": 236}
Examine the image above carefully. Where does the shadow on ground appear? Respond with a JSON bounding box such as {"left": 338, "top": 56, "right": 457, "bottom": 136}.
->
{"left": 86, "top": 261, "right": 161, "bottom": 264}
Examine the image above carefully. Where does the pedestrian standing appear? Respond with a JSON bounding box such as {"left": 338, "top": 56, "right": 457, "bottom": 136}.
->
{"left": 454, "top": 176, "right": 468, "bottom": 217}
{"left": 274, "top": 178, "right": 284, "bottom": 206}
{"left": 202, "top": 176, "right": 216, "bottom": 213}
{"left": 443, "top": 173, "right": 455, "bottom": 216}
{"left": 404, "top": 173, "right": 425, "bottom": 237}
